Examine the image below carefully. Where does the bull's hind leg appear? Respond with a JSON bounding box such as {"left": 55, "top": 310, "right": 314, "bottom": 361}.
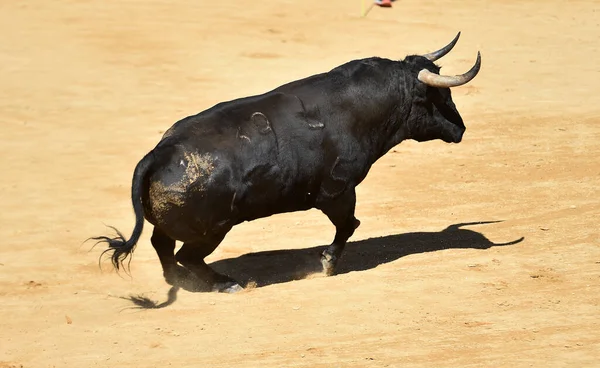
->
{"left": 151, "top": 227, "right": 204, "bottom": 292}
{"left": 175, "top": 233, "right": 243, "bottom": 293}
{"left": 319, "top": 188, "right": 361, "bottom": 276}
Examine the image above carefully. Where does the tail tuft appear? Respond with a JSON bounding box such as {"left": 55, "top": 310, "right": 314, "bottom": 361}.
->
{"left": 91, "top": 225, "right": 136, "bottom": 273}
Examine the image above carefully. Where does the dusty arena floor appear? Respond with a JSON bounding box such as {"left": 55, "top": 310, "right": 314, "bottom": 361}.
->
{"left": 1, "top": 0, "right": 599, "bottom": 367}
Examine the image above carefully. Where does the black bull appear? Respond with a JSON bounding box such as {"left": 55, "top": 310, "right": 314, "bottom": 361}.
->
{"left": 92, "top": 32, "right": 482, "bottom": 293}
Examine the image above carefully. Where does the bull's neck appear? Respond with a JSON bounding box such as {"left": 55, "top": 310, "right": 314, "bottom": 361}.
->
{"left": 366, "top": 74, "right": 414, "bottom": 164}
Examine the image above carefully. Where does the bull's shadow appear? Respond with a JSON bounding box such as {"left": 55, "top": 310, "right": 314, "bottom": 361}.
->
{"left": 210, "top": 221, "right": 524, "bottom": 288}
{"left": 123, "top": 221, "right": 523, "bottom": 309}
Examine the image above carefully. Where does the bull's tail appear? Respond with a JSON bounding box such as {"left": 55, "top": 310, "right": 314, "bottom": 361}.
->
{"left": 92, "top": 151, "right": 155, "bottom": 273}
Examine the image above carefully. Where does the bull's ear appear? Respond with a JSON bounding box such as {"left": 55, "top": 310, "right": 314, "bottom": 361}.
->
{"left": 250, "top": 112, "right": 272, "bottom": 134}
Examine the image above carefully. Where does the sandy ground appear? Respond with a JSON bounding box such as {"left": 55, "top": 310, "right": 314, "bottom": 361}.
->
{"left": 1, "top": 0, "right": 599, "bottom": 367}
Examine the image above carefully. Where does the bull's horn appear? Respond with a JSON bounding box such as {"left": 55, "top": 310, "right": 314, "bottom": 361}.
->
{"left": 421, "top": 32, "right": 461, "bottom": 61}
{"left": 417, "top": 51, "right": 481, "bottom": 88}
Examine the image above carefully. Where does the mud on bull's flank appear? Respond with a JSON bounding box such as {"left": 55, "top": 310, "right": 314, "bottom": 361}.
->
{"left": 149, "top": 152, "right": 215, "bottom": 219}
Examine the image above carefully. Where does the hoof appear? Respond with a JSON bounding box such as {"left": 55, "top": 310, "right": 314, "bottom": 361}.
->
{"left": 320, "top": 251, "right": 337, "bottom": 276}
{"left": 213, "top": 282, "right": 244, "bottom": 293}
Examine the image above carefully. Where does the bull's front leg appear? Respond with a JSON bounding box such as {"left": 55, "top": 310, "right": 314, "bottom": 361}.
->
{"left": 319, "top": 188, "right": 361, "bottom": 276}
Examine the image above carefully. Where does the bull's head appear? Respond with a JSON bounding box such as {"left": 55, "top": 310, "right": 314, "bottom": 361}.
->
{"left": 405, "top": 32, "right": 481, "bottom": 144}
